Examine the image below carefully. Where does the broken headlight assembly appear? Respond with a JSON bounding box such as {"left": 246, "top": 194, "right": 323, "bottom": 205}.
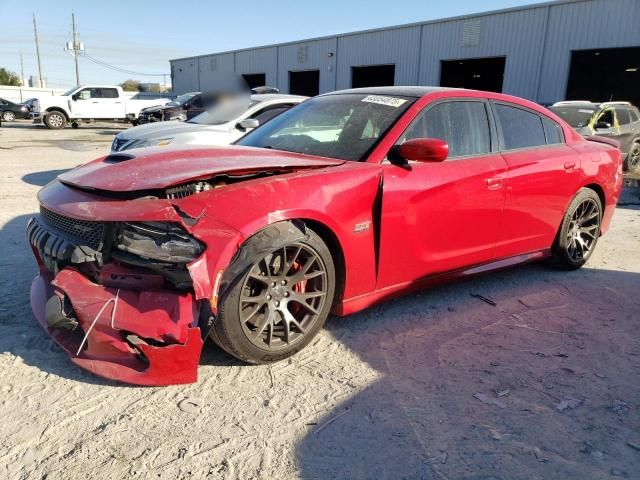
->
{"left": 115, "top": 222, "right": 204, "bottom": 263}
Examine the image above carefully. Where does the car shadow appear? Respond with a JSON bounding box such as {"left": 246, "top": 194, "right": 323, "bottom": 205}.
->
{"left": 295, "top": 262, "right": 640, "bottom": 479}
{"left": 22, "top": 169, "right": 71, "bottom": 186}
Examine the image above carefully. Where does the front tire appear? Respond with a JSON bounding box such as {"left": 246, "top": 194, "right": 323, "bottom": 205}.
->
{"left": 2, "top": 111, "right": 15, "bottom": 122}
{"left": 44, "top": 111, "right": 66, "bottom": 129}
{"left": 212, "top": 223, "right": 335, "bottom": 364}
{"left": 625, "top": 142, "right": 640, "bottom": 175}
{"left": 549, "top": 188, "right": 602, "bottom": 270}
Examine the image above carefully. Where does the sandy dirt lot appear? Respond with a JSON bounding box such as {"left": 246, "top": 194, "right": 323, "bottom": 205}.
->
{"left": 1, "top": 121, "right": 640, "bottom": 480}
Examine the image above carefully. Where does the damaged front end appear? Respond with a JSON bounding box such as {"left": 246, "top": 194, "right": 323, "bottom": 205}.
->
{"left": 27, "top": 188, "right": 234, "bottom": 386}
{"left": 27, "top": 147, "right": 344, "bottom": 385}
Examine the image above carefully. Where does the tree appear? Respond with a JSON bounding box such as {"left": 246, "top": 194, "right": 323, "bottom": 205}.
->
{"left": 120, "top": 79, "right": 140, "bottom": 92}
{"left": 0, "top": 68, "right": 21, "bottom": 86}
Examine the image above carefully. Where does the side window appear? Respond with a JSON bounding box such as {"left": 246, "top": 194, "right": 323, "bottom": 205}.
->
{"left": 251, "top": 105, "right": 291, "bottom": 125}
{"left": 597, "top": 109, "right": 614, "bottom": 127}
{"left": 494, "top": 104, "right": 546, "bottom": 150}
{"left": 541, "top": 117, "right": 565, "bottom": 145}
{"left": 190, "top": 96, "right": 203, "bottom": 109}
{"left": 77, "top": 89, "right": 91, "bottom": 100}
{"left": 100, "top": 88, "right": 119, "bottom": 99}
{"left": 615, "top": 107, "right": 631, "bottom": 125}
{"left": 401, "top": 101, "right": 491, "bottom": 158}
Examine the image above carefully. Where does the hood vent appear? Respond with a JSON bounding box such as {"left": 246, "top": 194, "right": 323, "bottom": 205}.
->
{"left": 104, "top": 153, "right": 136, "bottom": 164}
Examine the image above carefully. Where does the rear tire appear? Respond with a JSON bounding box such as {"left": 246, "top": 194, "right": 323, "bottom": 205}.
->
{"left": 549, "top": 188, "right": 602, "bottom": 270}
{"left": 211, "top": 223, "right": 335, "bottom": 364}
{"left": 2, "top": 111, "right": 15, "bottom": 122}
{"left": 625, "top": 142, "right": 640, "bottom": 175}
{"left": 44, "top": 111, "right": 66, "bottom": 129}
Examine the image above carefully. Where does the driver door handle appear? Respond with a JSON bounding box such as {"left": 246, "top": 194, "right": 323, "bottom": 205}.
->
{"left": 486, "top": 177, "right": 503, "bottom": 190}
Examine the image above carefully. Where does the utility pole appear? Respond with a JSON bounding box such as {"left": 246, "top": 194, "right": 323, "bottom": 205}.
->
{"left": 33, "top": 14, "right": 44, "bottom": 88}
{"left": 71, "top": 13, "right": 80, "bottom": 86}
{"left": 20, "top": 52, "right": 25, "bottom": 101}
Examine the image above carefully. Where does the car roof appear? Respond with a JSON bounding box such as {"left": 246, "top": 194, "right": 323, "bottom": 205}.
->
{"left": 322, "top": 86, "right": 455, "bottom": 98}
{"left": 250, "top": 93, "right": 307, "bottom": 102}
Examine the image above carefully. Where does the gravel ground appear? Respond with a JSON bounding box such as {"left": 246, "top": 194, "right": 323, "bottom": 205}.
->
{"left": 1, "top": 121, "right": 640, "bottom": 480}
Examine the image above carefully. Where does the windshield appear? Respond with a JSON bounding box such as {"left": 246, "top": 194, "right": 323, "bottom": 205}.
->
{"left": 188, "top": 99, "right": 258, "bottom": 125}
{"left": 62, "top": 87, "right": 78, "bottom": 96}
{"left": 236, "top": 93, "right": 415, "bottom": 161}
{"left": 166, "top": 92, "right": 197, "bottom": 107}
{"left": 549, "top": 105, "right": 596, "bottom": 128}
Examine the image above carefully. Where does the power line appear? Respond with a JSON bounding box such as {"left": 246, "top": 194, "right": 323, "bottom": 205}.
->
{"left": 78, "top": 52, "right": 167, "bottom": 77}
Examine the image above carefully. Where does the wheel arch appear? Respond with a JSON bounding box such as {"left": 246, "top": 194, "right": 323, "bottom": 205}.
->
{"left": 45, "top": 107, "right": 70, "bottom": 121}
{"left": 583, "top": 183, "right": 605, "bottom": 213}
{"left": 300, "top": 218, "right": 346, "bottom": 308}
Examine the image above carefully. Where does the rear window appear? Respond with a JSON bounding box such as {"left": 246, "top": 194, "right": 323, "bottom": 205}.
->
{"left": 494, "top": 104, "right": 547, "bottom": 150}
{"left": 615, "top": 107, "right": 632, "bottom": 125}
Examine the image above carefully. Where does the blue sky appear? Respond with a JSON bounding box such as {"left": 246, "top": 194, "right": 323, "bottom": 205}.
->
{"left": 1, "top": 0, "right": 536, "bottom": 88}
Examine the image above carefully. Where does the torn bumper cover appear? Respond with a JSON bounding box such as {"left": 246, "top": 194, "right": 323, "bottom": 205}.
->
{"left": 31, "top": 268, "right": 203, "bottom": 386}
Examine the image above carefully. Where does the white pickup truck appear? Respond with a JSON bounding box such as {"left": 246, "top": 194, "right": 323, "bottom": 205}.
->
{"left": 32, "top": 85, "right": 170, "bottom": 129}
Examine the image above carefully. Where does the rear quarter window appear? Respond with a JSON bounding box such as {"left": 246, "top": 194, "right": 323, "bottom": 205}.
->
{"left": 541, "top": 117, "right": 565, "bottom": 145}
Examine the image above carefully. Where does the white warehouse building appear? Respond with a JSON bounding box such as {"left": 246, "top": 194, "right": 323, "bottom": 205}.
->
{"left": 170, "top": 0, "right": 640, "bottom": 106}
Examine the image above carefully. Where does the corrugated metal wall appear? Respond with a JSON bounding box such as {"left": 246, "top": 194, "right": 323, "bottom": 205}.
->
{"left": 418, "top": 6, "right": 548, "bottom": 99}
{"left": 335, "top": 26, "right": 422, "bottom": 88}
{"left": 170, "top": 0, "right": 640, "bottom": 103}
{"left": 538, "top": 0, "right": 640, "bottom": 102}
{"left": 277, "top": 38, "right": 338, "bottom": 93}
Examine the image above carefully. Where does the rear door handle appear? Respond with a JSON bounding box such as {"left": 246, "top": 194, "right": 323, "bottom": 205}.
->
{"left": 564, "top": 161, "right": 576, "bottom": 171}
{"left": 486, "top": 177, "right": 503, "bottom": 190}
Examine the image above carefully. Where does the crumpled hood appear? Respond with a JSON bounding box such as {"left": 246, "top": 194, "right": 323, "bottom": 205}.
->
{"left": 140, "top": 104, "right": 169, "bottom": 114}
{"left": 58, "top": 146, "right": 344, "bottom": 192}
{"left": 116, "top": 120, "right": 211, "bottom": 141}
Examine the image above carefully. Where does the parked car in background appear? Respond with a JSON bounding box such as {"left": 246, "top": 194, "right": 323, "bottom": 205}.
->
{"left": 111, "top": 94, "right": 306, "bottom": 152}
{"left": 549, "top": 101, "right": 640, "bottom": 173}
{"left": 0, "top": 97, "right": 31, "bottom": 121}
{"left": 29, "top": 86, "right": 622, "bottom": 385}
{"left": 251, "top": 86, "right": 280, "bottom": 94}
{"left": 31, "top": 85, "right": 169, "bottom": 129}
{"left": 136, "top": 92, "right": 203, "bottom": 125}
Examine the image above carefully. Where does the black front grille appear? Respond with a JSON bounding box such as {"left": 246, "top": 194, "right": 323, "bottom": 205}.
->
{"left": 40, "top": 206, "right": 105, "bottom": 249}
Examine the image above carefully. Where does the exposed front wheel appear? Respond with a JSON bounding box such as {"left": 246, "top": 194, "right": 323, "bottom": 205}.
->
{"left": 625, "top": 142, "right": 640, "bottom": 175}
{"left": 2, "top": 111, "right": 15, "bottom": 122}
{"left": 212, "top": 223, "right": 335, "bottom": 364}
{"left": 44, "top": 111, "right": 66, "bottom": 129}
{"left": 549, "top": 188, "right": 602, "bottom": 270}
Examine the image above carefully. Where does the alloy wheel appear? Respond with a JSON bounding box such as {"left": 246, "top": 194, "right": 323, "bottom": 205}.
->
{"left": 3, "top": 111, "right": 15, "bottom": 121}
{"left": 565, "top": 198, "right": 600, "bottom": 262}
{"left": 239, "top": 243, "right": 328, "bottom": 350}
{"left": 629, "top": 144, "right": 640, "bottom": 171}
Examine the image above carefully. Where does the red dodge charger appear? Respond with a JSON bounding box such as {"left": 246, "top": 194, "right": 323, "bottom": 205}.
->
{"left": 28, "top": 87, "right": 623, "bottom": 385}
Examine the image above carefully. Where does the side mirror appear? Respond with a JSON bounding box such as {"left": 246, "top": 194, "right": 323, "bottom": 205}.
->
{"left": 71, "top": 94, "right": 78, "bottom": 101}
{"left": 183, "top": 103, "right": 190, "bottom": 110}
{"left": 596, "top": 121, "right": 612, "bottom": 130}
{"left": 398, "top": 138, "right": 449, "bottom": 163}
{"left": 238, "top": 118, "right": 260, "bottom": 130}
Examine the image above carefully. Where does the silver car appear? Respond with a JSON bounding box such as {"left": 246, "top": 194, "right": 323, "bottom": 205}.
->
{"left": 111, "top": 94, "right": 307, "bottom": 152}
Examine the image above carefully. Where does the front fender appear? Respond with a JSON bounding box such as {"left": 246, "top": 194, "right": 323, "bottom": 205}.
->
{"left": 180, "top": 162, "right": 383, "bottom": 306}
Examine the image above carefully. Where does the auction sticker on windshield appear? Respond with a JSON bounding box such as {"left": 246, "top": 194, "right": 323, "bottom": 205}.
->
{"left": 361, "top": 95, "right": 407, "bottom": 107}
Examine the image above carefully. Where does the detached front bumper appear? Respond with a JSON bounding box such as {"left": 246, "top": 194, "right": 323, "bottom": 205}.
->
{"left": 31, "top": 268, "right": 204, "bottom": 386}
